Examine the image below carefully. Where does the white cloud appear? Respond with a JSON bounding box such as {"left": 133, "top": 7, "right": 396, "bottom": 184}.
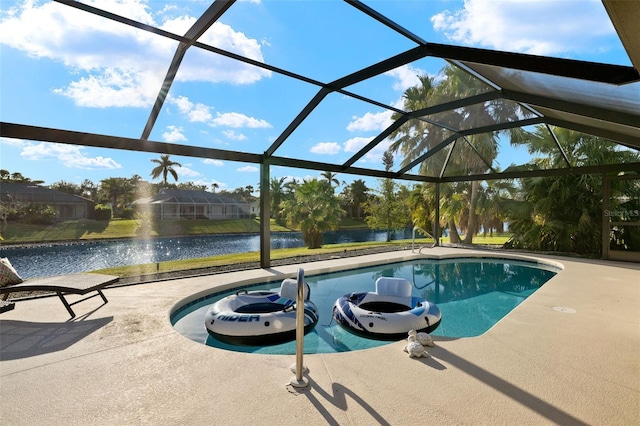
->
{"left": 170, "top": 95, "right": 194, "bottom": 114}
{"left": 237, "top": 165, "right": 258, "bottom": 172}
{"left": 431, "top": 0, "right": 616, "bottom": 56}
{"left": 344, "top": 136, "right": 374, "bottom": 153}
{"left": 384, "top": 64, "right": 427, "bottom": 91}
{"left": 222, "top": 130, "right": 247, "bottom": 141}
{"left": 310, "top": 142, "right": 341, "bottom": 155}
{"left": 157, "top": 4, "right": 179, "bottom": 17}
{"left": 0, "top": 137, "right": 25, "bottom": 147}
{"left": 363, "top": 139, "right": 392, "bottom": 164}
{"left": 169, "top": 95, "right": 213, "bottom": 123}
{"left": 52, "top": 68, "right": 162, "bottom": 108}
{"left": 188, "top": 104, "right": 214, "bottom": 123}
{"left": 0, "top": 0, "right": 270, "bottom": 108}
{"left": 175, "top": 165, "right": 200, "bottom": 178}
{"left": 203, "top": 158, "right": 224, "bottom": 166}
{"left": 20, "top": 142, "right": 122, "bottom": 170}
{"left": 347, "top": 65, "right": 428, "bottom": 135}
{"left": 167, "top": 96, "right": 212, "bottom": 123}
{"left": 167, "top": 95, "right": 271, "bottom": 131}
{"left": 162, "top": 125, "right": 187, "bottom": 143}
{"left": 346, "top": 110, "right": 393, "bottom": 132}
{"left": 211, "top": 112, "right": 271, "bottom": 128}
{"left": 182, "top": 178, "right": 210, "bottom": 188}
{"left": 345, "top": 65, "right": 424, "bottom": 138}
{"left": 172, "top": 20, "right": 271, "bottom": 84}
{"left": 342, "top": 136, "right": 391, "bottom": 164}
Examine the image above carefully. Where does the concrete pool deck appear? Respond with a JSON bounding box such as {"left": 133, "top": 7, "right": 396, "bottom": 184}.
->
{"left": 1, "top": 248, "right": 638, "bottom": 425}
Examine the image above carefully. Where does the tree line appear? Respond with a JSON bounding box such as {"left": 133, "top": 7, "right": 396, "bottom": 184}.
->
{"left": 1, "top": 154, "right": 255, "bottom": 219}
{"left": 2, "top": 134, "right": 637, "bottom": 257}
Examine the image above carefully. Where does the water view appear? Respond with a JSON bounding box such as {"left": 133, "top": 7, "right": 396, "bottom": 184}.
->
{"left": 1, "top": 228, "right": 415, "bottom": 279}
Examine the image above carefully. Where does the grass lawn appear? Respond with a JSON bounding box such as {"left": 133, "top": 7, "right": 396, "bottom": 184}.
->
{"left": 95, "top": 235, "right": 511, "bottom": 278}
{"left": 93, "top": 240, "right": 415, "bottom": 277}
{"left": 0, "top": 218, "right": 294, "bottom": 244}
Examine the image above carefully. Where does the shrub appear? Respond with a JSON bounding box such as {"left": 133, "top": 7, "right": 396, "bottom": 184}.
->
{"left": 121, "top": 207, "right": 135, "bottom": 219}
{"left": 21, "top": 205, "right": 57, "bottom": 225}
{"left": 95, "top": 204, "right": 112, "bottom": 221}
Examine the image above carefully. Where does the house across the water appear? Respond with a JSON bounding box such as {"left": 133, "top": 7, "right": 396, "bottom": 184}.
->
{"left": 0, "top": 182, "right": 96, "bottom": 220}
{"left": 133, "top": 188, "right": 251, "bottom": 220}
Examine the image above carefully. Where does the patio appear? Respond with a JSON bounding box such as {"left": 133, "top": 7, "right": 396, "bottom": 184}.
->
{"left": 1, "top": 248, "right": 638, "bottom": 425}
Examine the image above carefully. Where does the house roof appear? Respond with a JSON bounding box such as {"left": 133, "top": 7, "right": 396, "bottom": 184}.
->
{"left": 0, "top": 182, "right": 93, "bottom": 204}
{"left": 143, "top": 189, "right": 248, "bottom": 205}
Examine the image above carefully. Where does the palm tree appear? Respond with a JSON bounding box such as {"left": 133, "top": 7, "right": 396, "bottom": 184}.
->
{"left": 269, "top": 177, "right": 287, "bottom": 224}
{"left": 389, "top": 73, "right": 460, "bottom": 240}
{"left": 99, "top": 177, "right": 132, "bottom": 218}
{"left": 390, "top": 65, "right": 528, "bottom": 244}
{"left": 211, "top": 182, "right": 219, "bottom": 193}
{"left": 150, "top": 155, "right": 182, "bottom": 187}
{"left": 407, "top": 183, "right": 437, "bottom": 236}
{"left": 346, "top": 179, "right": 369, "bottom": 219}
{"left": 475, "top": 179, "right": 517, "bottom": 237}
{"left": 283, "top": 179, "right": 299, "bottom": 198}
{"left": 321, "top": 171, "right": 340, "bottom": 190}
{"left": 438, "top": 182, "right": 466, "bottom": 243}
{"left": 280, "top": 179, "right": 344, "bottom": 248}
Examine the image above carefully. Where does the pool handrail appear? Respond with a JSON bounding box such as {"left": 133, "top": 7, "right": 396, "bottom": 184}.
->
{"left": 290, "top": 268, "right": 309, "bottom": 388}
{"left": 412, "top": 226, "right": 436, "bottom": 253}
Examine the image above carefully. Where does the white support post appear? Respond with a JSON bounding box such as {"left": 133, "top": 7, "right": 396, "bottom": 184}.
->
{"left": 289, "top": 268, "right": 309, "bottom": 388}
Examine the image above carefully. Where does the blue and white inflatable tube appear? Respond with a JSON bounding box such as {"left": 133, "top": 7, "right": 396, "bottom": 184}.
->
{"left": 332, "top": 277, "right": 441, "bottom": 341}
{"left": 205, "top": 278, "right": 319, "bottom": 346}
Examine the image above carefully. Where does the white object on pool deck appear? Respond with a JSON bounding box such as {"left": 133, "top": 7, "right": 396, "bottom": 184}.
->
{"left": 204, "top": 278, "right": 319, "bottom": 346}
{"left": 332, "top": 277, "right": 442, "bottom": 341}
{"left": 404, "top": 332, "right": 430, "bottom": 358}
{"left": 410, "top": 329, "right": 435, "bottom": 347}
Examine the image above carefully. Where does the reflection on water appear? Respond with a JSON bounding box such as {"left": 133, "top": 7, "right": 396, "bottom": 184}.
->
{"left": 1, "top": 229, "right": 414, "bottom": 278}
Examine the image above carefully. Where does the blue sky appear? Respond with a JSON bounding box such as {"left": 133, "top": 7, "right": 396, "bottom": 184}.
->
{"left": 0, "top": 0, "right": 631, "bottom": 194}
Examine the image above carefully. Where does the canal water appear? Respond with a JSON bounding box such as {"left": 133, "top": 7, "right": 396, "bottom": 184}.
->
{"left": 1, "top": 229, "right": 415, "bottom": 279}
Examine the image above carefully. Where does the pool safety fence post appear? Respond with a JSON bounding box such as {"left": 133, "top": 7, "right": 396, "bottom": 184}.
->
{"left": 289, "top": 268, "right": 309, "bottom": 388}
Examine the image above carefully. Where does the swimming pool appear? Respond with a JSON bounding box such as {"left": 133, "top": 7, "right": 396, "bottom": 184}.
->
{"left": 171, "top": 257, "right": 560, "bottom": 354}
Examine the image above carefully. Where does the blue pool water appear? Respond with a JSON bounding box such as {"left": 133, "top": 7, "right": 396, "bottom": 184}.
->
{"left": 171, "top": 257, "right": 559, "bottom": 354}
